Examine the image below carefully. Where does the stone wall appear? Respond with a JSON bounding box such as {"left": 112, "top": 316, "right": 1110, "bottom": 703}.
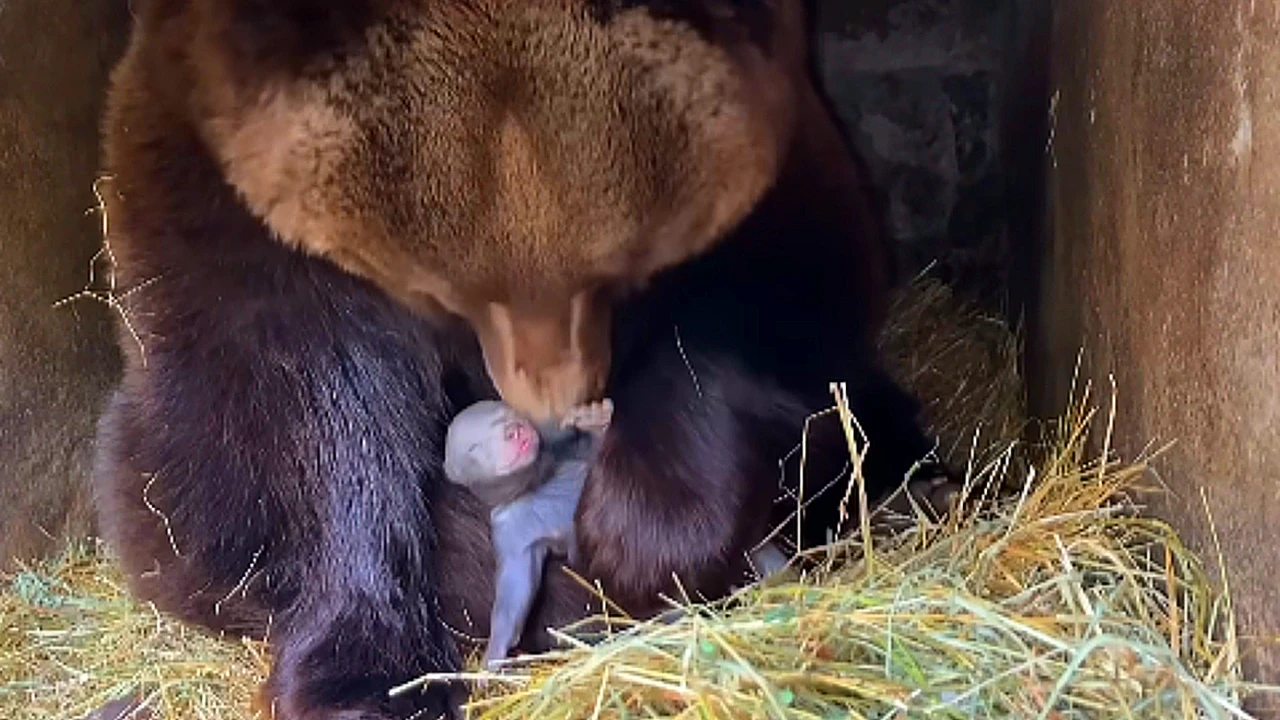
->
{"left": 815, "top": 0, "right": 1020, "bottom": 305}
{"left": 1036, "top": 0, "right": 1280, "bottom": 708}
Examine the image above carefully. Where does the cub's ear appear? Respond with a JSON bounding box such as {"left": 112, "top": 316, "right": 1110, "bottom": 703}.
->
{"left": 212, "top": 0, "right": 391, "bottom": 75}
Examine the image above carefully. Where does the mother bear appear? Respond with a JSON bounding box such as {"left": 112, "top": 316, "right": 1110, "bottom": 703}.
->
{"left": 92, "top": 0, "right": 947, "bottom": 718}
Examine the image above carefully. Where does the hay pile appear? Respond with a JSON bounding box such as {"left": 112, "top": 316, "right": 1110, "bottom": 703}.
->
{"left": 0, "top": 543, "right": 268, "bottom": 720}
{"left": 877, "top": 273, "right": 1027, "bottom": 470}
{"left": 1, "top": 277, "right": 1269, "bottom": 719}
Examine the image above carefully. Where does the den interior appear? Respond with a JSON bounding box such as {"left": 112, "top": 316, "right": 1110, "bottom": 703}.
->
{"left": 1, "top": 0, "right": 1276, "bottom": 717}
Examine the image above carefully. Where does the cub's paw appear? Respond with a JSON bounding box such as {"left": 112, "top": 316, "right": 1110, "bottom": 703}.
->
{"left": 560, "top": 398, "right": 614, "bottom": 433}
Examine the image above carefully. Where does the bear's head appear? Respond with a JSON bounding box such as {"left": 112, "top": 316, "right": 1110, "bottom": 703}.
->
{"left": 181, "top": 0, "right": 810, "bottom": 421}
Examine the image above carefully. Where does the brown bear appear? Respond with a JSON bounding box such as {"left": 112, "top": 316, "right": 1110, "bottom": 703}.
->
{"left": 92, "top": 1, "right": 950, "bottom": 718}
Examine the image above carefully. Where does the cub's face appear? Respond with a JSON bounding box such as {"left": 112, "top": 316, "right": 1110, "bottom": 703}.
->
{"left": 190, "top": 0, "right": 808, "bottom": 422}
{"left": 444, "top": 401, "right": 541, "bottom": 485}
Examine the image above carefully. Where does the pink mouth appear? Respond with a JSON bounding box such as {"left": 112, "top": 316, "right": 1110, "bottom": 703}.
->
{"left": 507, "top": 422, "right": 539, "bottom": 461}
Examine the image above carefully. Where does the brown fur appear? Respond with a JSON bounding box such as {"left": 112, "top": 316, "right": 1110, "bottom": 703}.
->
{"left": 0, "top": 0, "right": 129, "bottom": 569}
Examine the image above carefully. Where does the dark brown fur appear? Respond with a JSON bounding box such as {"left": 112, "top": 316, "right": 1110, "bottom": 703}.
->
{"left": 93, "top": 1, "right": 941, "bottom": 718}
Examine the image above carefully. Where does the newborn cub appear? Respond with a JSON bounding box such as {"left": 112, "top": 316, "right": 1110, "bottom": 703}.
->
{"left": 443, "top": 398, "right": 612, "bottom": 670}
{"left": 444, "top": 398, "right": 792, "bottom": 669}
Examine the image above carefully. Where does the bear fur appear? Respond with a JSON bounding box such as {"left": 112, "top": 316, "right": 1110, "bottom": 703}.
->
{"left": 93, "top": 1, "right": 943, "bottom": 717}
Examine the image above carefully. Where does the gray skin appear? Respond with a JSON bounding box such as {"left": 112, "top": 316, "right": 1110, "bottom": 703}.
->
{"left": 443, "top": 399, "right": 612, "bottom": 670}
{"left": 443, "top": 398, "right": 791, "bottom": 670}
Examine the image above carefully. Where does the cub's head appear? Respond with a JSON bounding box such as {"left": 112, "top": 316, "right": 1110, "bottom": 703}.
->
{"left": 443, "top": 401, "right": 541, "bottom": 486}
{"left": 176, "top": 0, "right": 810, "bottom": 422}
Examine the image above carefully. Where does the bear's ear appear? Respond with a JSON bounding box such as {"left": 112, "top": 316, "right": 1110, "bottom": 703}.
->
{"left": 215, "top": 0, "right": 390, "bottom": 75}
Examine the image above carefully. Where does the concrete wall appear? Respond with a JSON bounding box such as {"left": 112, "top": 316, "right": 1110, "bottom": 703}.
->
{"left": 0, "top": 0, "right": 129, "bottom": 565}
{"left": 1036, "top": 0, "right": 1280, "bottom": 702}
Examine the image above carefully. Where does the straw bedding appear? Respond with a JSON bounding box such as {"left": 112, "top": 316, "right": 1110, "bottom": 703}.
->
{"left": 1, "top": 277, "right": 1269, "bottom": 719}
